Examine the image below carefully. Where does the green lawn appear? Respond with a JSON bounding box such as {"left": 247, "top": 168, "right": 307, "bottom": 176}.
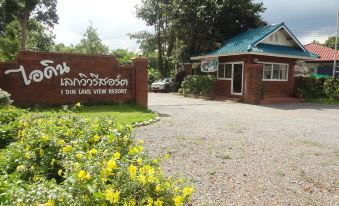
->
{"left": 31, "top": 104, "right": 156, "bottom": 125}
{"left": 75, "top": 104, "right": 156, "bottom": 124}
{"left": 306, "top": 98, "right": 339, "bottom": 105}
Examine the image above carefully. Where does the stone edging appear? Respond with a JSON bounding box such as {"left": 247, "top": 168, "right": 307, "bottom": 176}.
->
{"left": 132, "top": 115, "right": 160, "bottom": 128}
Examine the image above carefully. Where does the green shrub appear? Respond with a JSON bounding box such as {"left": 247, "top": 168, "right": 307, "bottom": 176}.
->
{"left": 0, "top": 89, "right": 13, "bottom": 105}
{"left": 295, "top": 77, "right": 326, "bottom": 98}
{"left": 0, "top": 106, "right": 26, "bottom": 148}
{"left": 323, "top": 78, "right": 339, "bottom": 99}
{"left": 0, "top": 110, "right": 193, "bottom": 205}
{"left": 181, "top": 75, "right": 216, "bottom": 95}
{"left": 148, "top": 67, "right": 161, "bottom": 85}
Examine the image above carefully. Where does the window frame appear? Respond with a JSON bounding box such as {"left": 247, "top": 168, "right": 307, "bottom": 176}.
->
{"left": 261, "top": 62, "right": 289, "bottom": 82}
{"left": 217, "top": 63, "right": 233, "bottom": 80}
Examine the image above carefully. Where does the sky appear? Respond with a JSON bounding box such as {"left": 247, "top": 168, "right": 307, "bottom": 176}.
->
{"left": 53, "top": 0, "right": 339, "bottom": 51}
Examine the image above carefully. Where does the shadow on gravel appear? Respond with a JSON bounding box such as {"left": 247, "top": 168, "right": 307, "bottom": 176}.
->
{"left": 260, "top": 103, "right": 339, "bottom": 111}
{"left": 157, "top": 113, "right": 171, "bottom": 117}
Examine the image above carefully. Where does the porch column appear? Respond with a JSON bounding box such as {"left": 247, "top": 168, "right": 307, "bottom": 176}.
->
{"left": 244, "top": 64, "right": 263, "bottom": 104}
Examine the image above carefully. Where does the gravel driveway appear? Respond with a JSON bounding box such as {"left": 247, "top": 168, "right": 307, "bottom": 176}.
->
{"left": 135, "top": 93, "right": 339, "bottom": 205}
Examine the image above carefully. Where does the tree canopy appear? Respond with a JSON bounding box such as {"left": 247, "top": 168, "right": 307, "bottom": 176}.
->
{"left": 0, "top": 0, "right": 58, "bottom": 50}
{"left": 324, "top": 36, "right": 338, "bottom": 49}
{"left": 131, "top": 0, "right": 266, "bottom": 77}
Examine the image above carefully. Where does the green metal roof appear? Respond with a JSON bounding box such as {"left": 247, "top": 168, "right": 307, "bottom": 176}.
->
{"left": 192, "top": 22, "right": 317, "bottom": 59}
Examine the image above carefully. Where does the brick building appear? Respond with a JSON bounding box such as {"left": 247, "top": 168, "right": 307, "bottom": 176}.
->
{"left": 188, "top": 23, "right": 317, "bottom": 104}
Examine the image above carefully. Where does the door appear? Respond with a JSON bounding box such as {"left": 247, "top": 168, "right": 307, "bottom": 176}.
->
{"left": 231, "top": 63, "right": 243, "bottom": 95}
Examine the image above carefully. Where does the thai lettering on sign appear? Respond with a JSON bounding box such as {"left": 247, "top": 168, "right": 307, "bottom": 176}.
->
{"left": 4, "top": 60, "right": 129, "bottom": 95}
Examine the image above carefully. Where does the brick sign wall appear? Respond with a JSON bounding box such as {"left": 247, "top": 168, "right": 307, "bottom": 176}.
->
{"left": 0, "top": 51, "right": 148, "bottom": 107}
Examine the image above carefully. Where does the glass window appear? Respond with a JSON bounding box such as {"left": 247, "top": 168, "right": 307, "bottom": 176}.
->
{"left": 218, "top": 64, "right": 224, "bottom": 78}
{"left": 225, "top": 64, "right": 232, "bottom": 78}
{"left": 263, "top": 64, "right": 272, "bottom": 79}
{"left": 263, "top": 63, "right": 288, "bottom": 81}
{"left": 272, "top": 64, "right": 280, "bottom": 79}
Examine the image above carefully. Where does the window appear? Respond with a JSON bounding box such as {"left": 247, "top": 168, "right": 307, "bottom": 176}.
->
{"left": 262, "top": 63, "right": 288, "bottom": 81}
{"left": 218, "top": 64, "right": 232, "bottom": 79}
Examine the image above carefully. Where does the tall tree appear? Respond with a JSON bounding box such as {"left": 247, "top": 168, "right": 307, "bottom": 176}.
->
{"left": 75, "top": 23, "right": 109, "bottom": 55}
{"left": 0, "top": 19, "right": 54, "bottom": 61}
{"left": 0, "top": 0, "right": 58, "bottom": 50}
{"left": 111, "top": 49, "right": 136, "bottom": 64}
{"left": 133, "top": 0, "right": 266, "bottom": 77}
{"left": 324, "top": 36, "right": 338, "bottom": 49}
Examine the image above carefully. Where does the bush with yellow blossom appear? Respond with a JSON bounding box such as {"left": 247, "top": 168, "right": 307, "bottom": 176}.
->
{"left": 0, "top": 108, "right": 193, "bottom": 205}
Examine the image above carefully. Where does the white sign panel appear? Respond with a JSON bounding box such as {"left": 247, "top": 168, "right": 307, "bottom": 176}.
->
{"left": 201, "top": 58, "right": 218, "bottom": 72}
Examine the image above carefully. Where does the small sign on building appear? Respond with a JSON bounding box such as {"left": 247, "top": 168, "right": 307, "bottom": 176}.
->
{"left": 201, "top": 58, "right": 218, "bottom": 72}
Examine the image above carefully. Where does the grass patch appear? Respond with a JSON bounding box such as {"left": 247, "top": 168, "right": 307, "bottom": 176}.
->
{"left": 31, "top": 104, "right": 156, "bottom": 125}
{"left": 306, "top": 98, "right": 339, "bottom": 105}
{"left": 301, "top": 140, "right": 324, "bottom": 148}
{"left": 75, "top": 104, "right": 156, "bottom": 124}
{"left": 275, "top": 170, "right": 285, "bottom": 177}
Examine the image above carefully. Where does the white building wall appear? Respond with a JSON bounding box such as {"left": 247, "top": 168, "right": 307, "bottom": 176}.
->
{"left": 261, "top": 30, "right": 294, "bottom": 47}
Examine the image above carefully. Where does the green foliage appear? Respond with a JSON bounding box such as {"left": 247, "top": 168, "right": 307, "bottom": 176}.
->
{"left": 0, "top": 0, "right": 58, "bottom": 50}
{"left": 323, "top": 78, "right": 339, "bottom": 99}
{"left": 181, "top": 75, "right": 216, "bottom": 95}
{"left": 148, "top": 67, "right": 161, "bottom": 85}
{"left": 295, "top": 77, "right": 326, "bottom": 98}
{"left": 0, "top": 106, "right": 25, "bottom": 148}
{"left": 0, "top": 19, "right": 54, "bottom": 61}
{"left": 75, "top": 23, "right": 109, "bottom": 55}
{"left": 0, "top": 109, "right": 193, "bottom": 205}
{"left": 111, "top": 49, "right": 136, "bottom": 64}
{"left": 324, "top": 36, "right": 338, "bottom": 49}
{"left": 133, "top": 0, "right": 266, "bottom": 75}
{"left": 0, "top": 89, "right": 13, "bottom": 105}
{"left": 295, "top": 77, "right": 339, "bottom": 99}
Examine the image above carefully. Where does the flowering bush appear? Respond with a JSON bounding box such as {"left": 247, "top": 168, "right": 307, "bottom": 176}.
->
{"left": 0, "top": 106, "right": 26, "bottom": 148}
{"left": 0, "top": 89, "right": 13, "bottom": 105}
{"left": 0, "top": 110, "right": 193, "bottom": 205}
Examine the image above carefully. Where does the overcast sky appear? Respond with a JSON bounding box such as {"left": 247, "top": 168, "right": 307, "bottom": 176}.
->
{"left": 53, "top": 0, "right": 339, "bottom": 51}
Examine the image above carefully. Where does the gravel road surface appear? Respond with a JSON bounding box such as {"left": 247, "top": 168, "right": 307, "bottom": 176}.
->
{"left": 135, "top": 93, "right": 339, "bottom": 205}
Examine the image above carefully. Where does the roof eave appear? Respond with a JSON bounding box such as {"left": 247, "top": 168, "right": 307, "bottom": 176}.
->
{"left": 190, "top": 52, "right": 316, "bottom": 61}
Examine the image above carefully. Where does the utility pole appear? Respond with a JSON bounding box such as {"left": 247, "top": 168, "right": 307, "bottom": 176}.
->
{"left": 333, "top": 10, "right": 339, "bottom": 78}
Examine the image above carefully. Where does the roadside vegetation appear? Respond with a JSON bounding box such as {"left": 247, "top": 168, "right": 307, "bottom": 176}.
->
{"left": 0, "top": 90, "right": 193, "bottom": 205}
{"left": 295, "top": 77, "right": 339, "bottom": 105}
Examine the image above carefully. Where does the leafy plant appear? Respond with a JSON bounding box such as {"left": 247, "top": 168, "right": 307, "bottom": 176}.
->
{"left": 0, "top": 89, "right": 13, "bottom": 106}
{"left": 0, "top": 106, "right": 25, "bottom": 148}
{"left": 323, "top": 78, "right": 339, "bottom": 99}
{"left": 181, "top": 75, "right": 216, "bottom": 95}
{"left": 0, "top": 108, "right": 193, "bottom": 205}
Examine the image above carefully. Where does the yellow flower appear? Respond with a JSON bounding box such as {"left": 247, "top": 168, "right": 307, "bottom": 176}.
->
{"left": 78, "top": 170, "right": 91, "bottom": 181}
{"left": 174, "top": 196, "right": 184, "bottom": 206}
{"left": 137, "top": 157, "right": 142, "bottom": 165}
{"left": 51, "top": 158, "right": 56, "bottom": 165}
{"left": 113, "top": 152, "right": 121, "bottom": 159}
{"left": 58, "top": 139, "right": 66, "bottom": 146}
{"left": 128, "top": 147, "right": 139, "bottom": 155}
{"left": 128, "top": 164, "right": 137, "bottom": 180}
{"left": 156, "top": 184, "right": 161, "bottom": 193}
{"left": 58, "top": 169, "right": 63, "bottom": 176}
{"left": 92, "top": 134, "right": 100, "bottom": 142}
{"left": 138, "top": 174, "right": 146, "bottom": 185}
{"left": 75, "top": 102, "right": 81, "bottom": 107}
{"left": 89, "top": 148, "right": 97, "bottom": 155}
{"left": 164, "top": 154, "right": 170, "bottom": 160}
{"left": 44, "top": 199, "right": 55, "bottom": 206}
{"left": 62, "top": 145, "right": 72, "bottom": 153}
{"left": 105, "top": 189, "right": 120, "bottom": 203}
{"left": 16, "top": 165, "right": 26, "bottom": 172}
{"left": 39, "top": 149, "right": 44, "bottom": 157}
{"left": 106, "top": 159, "right": 117, "bottom": 171}
{"left": 76, "top": 153, "right": 83, "bottom": 159}
{"left": 147, "top": 198, "right": 153, "bottom": 206}
{"left": 41, "top": 135, "right": 49, "bottom": 142}
{"left": 24, "top": 152, "right": 30, "bottom": 159}
{"left": 182, "top": 187, "right": 194, "bottom": 197}
{"left": 154, "top": 199, "right": 163, "bottom": 206}
{"left": 127, "top": 199, "right": 136, "bottom": 206}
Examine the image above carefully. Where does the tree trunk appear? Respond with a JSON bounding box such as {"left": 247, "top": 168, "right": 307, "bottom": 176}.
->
{"left": 19, "top": 19, "right": 28, "bottom": 51}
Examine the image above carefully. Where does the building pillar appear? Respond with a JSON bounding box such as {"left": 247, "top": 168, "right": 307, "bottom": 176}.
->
{"left": 244, "top": 64, "right": 263, "bottom": 104}
{"left": 132, "top": 57, "right": 149, "bottom": 108}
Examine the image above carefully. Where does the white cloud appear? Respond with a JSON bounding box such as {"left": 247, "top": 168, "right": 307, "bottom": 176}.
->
{"left": 53, "top": 0, "right": 151, "bottom": 50}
